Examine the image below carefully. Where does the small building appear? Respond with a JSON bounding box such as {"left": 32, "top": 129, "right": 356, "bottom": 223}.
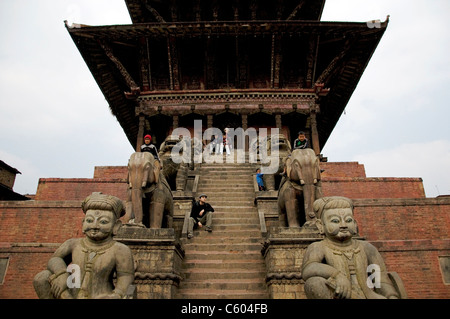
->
{"left": 0, "top": 160, "right": 29, "bottom": 201}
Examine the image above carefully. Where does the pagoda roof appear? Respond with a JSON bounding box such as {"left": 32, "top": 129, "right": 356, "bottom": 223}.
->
{"left": 125, "top": 0, "right": 326, "bottom": 23}
{"left": 66, "top": 18, "right": 388, "bottom": 149}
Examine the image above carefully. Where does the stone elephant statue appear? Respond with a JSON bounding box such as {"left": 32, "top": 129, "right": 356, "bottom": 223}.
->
{"left": 124, "top": 152, "right": 173, "bottom": 228}
{"left": 158, "top": 134, "right": 189, "bottom": 191}
{"left": 277, "top": 148, "right": 323, "bottom": 228}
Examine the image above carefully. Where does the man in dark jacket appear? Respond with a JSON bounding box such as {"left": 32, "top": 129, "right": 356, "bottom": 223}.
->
{"left": 187, "top": 194, "right": 214, "bottom": 239}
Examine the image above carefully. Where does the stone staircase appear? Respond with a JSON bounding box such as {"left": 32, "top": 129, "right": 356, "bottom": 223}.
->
{"left": 177, "top": 155, "right": 269, "bottom": 299}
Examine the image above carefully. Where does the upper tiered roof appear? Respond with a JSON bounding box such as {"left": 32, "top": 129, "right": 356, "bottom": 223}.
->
{"left": 66, "top": 1, "right": 387, "bottom": 149}
{"left": 125, "top": 0, "right": 326, "bottom": 23}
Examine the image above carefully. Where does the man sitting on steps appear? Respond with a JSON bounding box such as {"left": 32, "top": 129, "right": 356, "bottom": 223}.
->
{"left": 188, "top": 194, "right": 214, "bottom": 239}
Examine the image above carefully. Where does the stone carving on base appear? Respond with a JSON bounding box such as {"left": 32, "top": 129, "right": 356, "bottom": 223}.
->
{"left": 33, "top": 192, "right": 135, "bottom": 299}
{"left": 302, "top": 196, "right": 407, "bottom": 299}
{"left": 278, "top": 149, "right": 323, "bottom": 228}
{"left": 124, "top": 152, "right": 174, "bottom": 228}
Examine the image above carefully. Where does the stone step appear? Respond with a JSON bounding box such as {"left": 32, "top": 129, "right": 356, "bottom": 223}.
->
{"left": 199, "top": 183, "right": 253, "bottom": 188}
{"left": 178, "top": 279, "right": 267, "bottom": 291}
{"left": 208, "top": 205, "right": 257, "bottom": 210}
{"left": 208, "top": 211, "right": 258, "bottom": 218}
{"left": 197, "top": 186, "right": 254, "bottom": 191}
{"left": 200, "top": 174, "right": 253, "bottom": 179}
{"left": 182, "top": 260, "right": 265, "bottom": 270}
{"left": 200, "top": 170, "right": 253, "bottom": 178}
{"left": 200, "top": 165, "right": 255, "bottom": 169}
{"left": 183, "top": 229, "right": 263, "bottom": 239}
{"left": 206, "top": 213, "right": 259, "bottom": 219}
{"left": 183, "top": 242, "right": 262, "bottom": 252}
{"left": 208, "top": 217, "right": 260, "bottom": 224}
{"left": 200, "top": 162, "right": 256, "bottom": 168}
{"left": 206, "top": 200, "right": 256, "bottom": 204}
{"left": 183, "top": 252, "right": 263, "bottom": 260}
{"left": 199, "top": 172, "right": 255, "bottom": 177}
{"left": 182, "top": 232, "right": 262, "bottom": 241}
{"left": 205, "top": 200, "right": 257, "bottom": 206}
{"left": 178, "top": 161, "right": 268, "bottom": 299}
{"left": 176, "top": 289, "right": 268, "bottom": 299}
{"left": 182, "top": 231, "right": 262, "bottom": 241}
{"left": 203, "top": 224, "right": 260, "bottom": 231}
{"left": 182, "top": 268, "right": 266, "bottom": 281}
{"left": 182, "top": 236, "right": 263, "bottom": 245}
{"left": 197, "top": 195, "right": 255, "bottom": 201}
{"left": 197, "top": 192, "right": 254, "bottom": 197}
{"left": 182, "top": 251, "right": 264, "bottom": 262}
{"left": 197, "top": 182, "right": 254, "bottom": 187}
{"left": 209, "top": 214, "right": 259, "bottom": 220}
{"left": 199, "top": 178, "right": 253, "bottom": 182}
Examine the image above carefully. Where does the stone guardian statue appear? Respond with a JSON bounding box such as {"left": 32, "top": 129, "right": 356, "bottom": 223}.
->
{"left": 302, "top": 196, "right": 406, "bottom": 299}
{"left": 33, "top": 192, "right": 135, "bottom": 299}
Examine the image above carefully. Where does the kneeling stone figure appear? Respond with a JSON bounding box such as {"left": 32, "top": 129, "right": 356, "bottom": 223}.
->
{"left": 302, "top": 196, "right": 403, "bottom": 299}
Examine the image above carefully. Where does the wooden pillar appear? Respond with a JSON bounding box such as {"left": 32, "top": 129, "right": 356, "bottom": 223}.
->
{"left": 242, "top": 113, "right": 248, "bottom": 151}
{"left": 275, "top": 113, "right": 282, "bottom": 130}
{"left": 136, "top": 115, "right": 145, "bottom": 151}
{"left": 139, "top": 37, "right": 151, "bottom": 91}
{"left": 241, "top": 114, "right": 248, "bottom": 130}
{"left": 271, "top": 35, "right": 282, "bottom": 89}
{"left": 207, "top": 114, "right": 213, "bottom": 129}
{"left": 167, "top": 36, "right": 180, "bottom": 90}
{"left": 310, "top": 111, "right": 320, "bottom": 156}
{"left": 173, "top": 114, "right": 179, "bottom": 130}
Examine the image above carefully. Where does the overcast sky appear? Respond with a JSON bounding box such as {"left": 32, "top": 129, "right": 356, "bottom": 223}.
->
{"left": 0, "top": 0, "right": 449, "bottom": 198}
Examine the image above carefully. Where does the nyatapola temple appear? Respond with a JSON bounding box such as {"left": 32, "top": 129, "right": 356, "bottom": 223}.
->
{"left": 0, "top": 0, "right": 449, "bottom": 299}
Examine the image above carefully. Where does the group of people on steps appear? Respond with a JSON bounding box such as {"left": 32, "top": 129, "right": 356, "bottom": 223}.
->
{"left": 140, "top": 130, "right": 311, "bottom": 239}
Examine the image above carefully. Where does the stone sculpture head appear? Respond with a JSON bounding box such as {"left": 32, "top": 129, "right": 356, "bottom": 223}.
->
{"left": 314, "top": 196, "right": 358, "bottom": 243}
{"left": 81, "top": 192, "right": 125, "bottom": 240}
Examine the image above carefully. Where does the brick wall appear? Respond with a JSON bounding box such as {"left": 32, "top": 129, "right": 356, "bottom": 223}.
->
{"left": 0, "top": 162, "right": 448, "bottom": 299}
{"left": 0, "top": 201, "right": 85, "bottom": 243}
{"left": 354, "top": 198, "right": 450, "bottom": 299}
{"left": 373, "top": 240, "right": 450, "bottom": 299}
{"left": 0, "top": 246, "right": 56, "bottom": 299}
{"left": 322, "top": 177, "right": 425, "bottom": 199}
{"left": 353, "top": 198, "right": 449, "bottom": 241}
{"left": 320, "top": 161, "right": 366, "bottom": 178}
{"left": 93, "top": 166, "right": 127, "bottom": 179}
{"left": 35, "top": 178, "right": 128, "bottom": 201}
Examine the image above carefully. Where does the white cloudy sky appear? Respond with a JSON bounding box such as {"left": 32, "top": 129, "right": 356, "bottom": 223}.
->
{"left": 0, "top": 0, "right": 449, "bottom": 197}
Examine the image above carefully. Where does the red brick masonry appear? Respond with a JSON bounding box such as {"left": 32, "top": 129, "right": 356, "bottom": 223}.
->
{"left": 0, "top": 162, "right": 448, "bottom": 298}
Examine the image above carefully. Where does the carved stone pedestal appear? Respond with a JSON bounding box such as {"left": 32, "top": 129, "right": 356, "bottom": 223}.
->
{"left": 115, "top": 227, "right": 185, "bottom": 299}
{"left": 262, "top": 227, "right": 322, "bottom": 299}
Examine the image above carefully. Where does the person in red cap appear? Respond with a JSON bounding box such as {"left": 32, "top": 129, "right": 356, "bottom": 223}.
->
{"left": 141, "top": 134, "right": 162, "bottom": 166}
